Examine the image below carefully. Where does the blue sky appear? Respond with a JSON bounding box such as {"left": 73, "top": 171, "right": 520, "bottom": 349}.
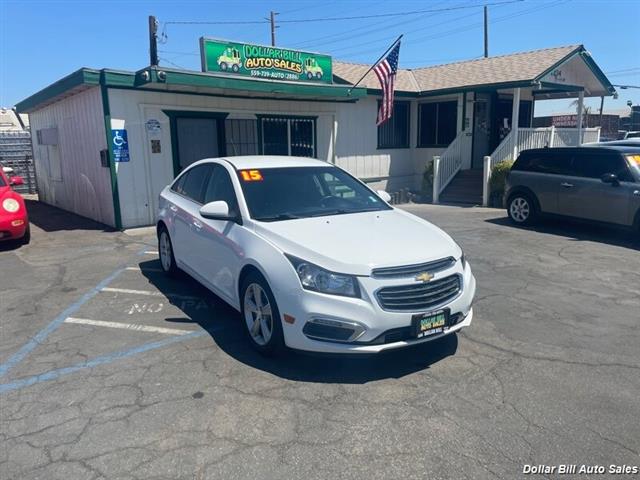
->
{"left": 1, "top": 0, "right": 639, "bottom": 116}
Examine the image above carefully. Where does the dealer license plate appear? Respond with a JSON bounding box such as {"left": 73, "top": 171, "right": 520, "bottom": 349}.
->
{"left": 412, "top": 311, "right": 447, "bottom": 338}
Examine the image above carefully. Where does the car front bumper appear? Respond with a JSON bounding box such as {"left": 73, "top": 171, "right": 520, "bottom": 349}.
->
{"left": 0, "top": 215, "right": 28, "bottom": 242}
{"left": 276, "top": 261, "right": 476, "bottom": 354}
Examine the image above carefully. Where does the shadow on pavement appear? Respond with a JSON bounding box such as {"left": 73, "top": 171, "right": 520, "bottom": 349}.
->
{"left": 24, "top": 198, "right": 114, "bottom": 233}
{"left": 486, "top": 216, "right": 640, "bottom": 250}
{"left": 138, "top": 259, "right": 458, "bottom": 384}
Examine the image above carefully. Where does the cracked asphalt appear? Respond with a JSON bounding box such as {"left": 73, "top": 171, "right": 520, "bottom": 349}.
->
{"left": 1, "top": 199, "right": 639, "bottom": 479}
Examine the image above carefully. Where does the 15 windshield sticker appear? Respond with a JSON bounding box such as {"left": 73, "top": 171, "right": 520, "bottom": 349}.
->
{"left": 239, "top": 170, "right": 264, "bottom": 182}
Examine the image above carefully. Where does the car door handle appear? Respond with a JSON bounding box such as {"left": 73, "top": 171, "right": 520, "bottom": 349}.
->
{"left": 192, "top": 220, "right": 203, "bottom": 230}
{"left": 560, "top": 182, "right": 574, "bottom": 188}
{"left": 169, "top": 205, "right": 178, "bottom": 212}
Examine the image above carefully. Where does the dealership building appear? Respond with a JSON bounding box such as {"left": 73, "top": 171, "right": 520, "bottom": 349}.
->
{"left": 16, "top": 40, "right": 613, "bottom": 228}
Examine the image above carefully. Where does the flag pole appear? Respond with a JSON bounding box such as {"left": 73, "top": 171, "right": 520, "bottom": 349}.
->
{"left": 347, "top": 34, "right": 403, "bottom": 95}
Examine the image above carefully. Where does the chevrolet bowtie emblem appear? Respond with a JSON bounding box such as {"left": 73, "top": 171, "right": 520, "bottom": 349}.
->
{"left": 415, "top": 272, "right": 434, "bottom": 283}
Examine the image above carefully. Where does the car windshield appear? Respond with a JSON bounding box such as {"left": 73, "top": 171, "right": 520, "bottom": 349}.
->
{"left": 237, "top": 166, "right": 392, "bottom": 221}
{"left": 626, "top": 154, "right": 640, "bottom": 180}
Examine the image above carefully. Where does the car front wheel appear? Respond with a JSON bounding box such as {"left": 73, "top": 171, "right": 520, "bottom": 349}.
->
{"left": 508, "top": 194, "right": 536, "bottom": 225}
{"left": 241, "top": 272, "right": 285, "bottom": 356}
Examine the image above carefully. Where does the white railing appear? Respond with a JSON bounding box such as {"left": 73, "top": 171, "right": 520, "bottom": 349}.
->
{"left": 432, "top": 132, "right": 472, "bottom": 203}
{"left": 482, "top": 126, "right": 602, "bottom": 206}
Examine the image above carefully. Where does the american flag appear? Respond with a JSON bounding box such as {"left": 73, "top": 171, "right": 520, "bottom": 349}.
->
{"left": 373, "top": 40, "right": 401, "bottom": 126}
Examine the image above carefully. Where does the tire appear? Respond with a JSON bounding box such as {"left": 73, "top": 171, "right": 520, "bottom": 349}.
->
{"left": 21, "top": 224, "right": 30, "bottom": 245}
{"left": 240, "top": 271, "right": 285, "bottom": 356}
{"left": 307, "top": 72, "right": 313, "bottom": 80}
{"left": 507, "top": 193, "right": 537, "bottom": 225}
{"left": 220, "top": 62, "right": 228, "bottom": 71}
{"left": 158, "top": 227, "right": 178, "bottom": 277}
{"left": 315, "top": 72, "right": 322, "bottom": 79}
{"left": 231, "top": 64, "right": 239, "bottom": 73}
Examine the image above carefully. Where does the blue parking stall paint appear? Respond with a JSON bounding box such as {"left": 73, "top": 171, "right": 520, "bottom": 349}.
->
{"left": 0, "top": 331, "right": 208, "bottom": 395}
{"left": 0, "top": 247, "right": 150, "bottom": 378}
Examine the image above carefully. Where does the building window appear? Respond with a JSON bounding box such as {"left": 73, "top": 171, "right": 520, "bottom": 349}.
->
{"left": 417, "top": 100, "right": 457, "bottom": 147}
{"left": 225, "top": 119, "right": 258, "bottom": 156}
{"left": 377, "top": 101, "right": 410, "bottom": 149}
{"left": 259, "top": 116, "right": 316, "bottom": 158}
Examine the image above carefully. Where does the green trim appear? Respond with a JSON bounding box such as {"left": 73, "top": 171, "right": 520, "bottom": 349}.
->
{"left": 461, "top": 92, "right": 467, "bottom": 132}
{"left": 99, "top": 84, "right": 123, "bottom": 230}
{"left": 16, "top": 68, "right": 100, "bottom": 112}
{"left": 153, "top": 67, "right": 365, "bottom": 99}
{"left": 162, "top": 110, "right": 229, "bottom": 176}
{"left": 537, "top": 82, "right": 584, "bottom": 92}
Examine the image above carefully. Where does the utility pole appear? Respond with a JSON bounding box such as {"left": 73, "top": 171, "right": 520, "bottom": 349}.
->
{"left": 149, "top": 15, "right": 159, "bottom": 66}
{"left": 270, "top": 11, "right": 277, "bottom": 46}
{"left": 483, "top": 5, "right": 489, "bottom": 58}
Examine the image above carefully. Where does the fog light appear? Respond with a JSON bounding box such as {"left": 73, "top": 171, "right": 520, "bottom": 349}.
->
{"left": 302, "top": 317, "right": 366, "bottom": 343}
{"left": 11, "top": 219, "right": 24, "bottom": 227}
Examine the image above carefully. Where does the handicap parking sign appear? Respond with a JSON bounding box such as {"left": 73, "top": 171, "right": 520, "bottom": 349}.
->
{"left": 112, "top": 129, "right": 130, "bottom": 162}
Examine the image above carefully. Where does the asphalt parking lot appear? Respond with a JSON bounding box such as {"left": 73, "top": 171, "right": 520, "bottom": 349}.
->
{"left": 1, "top": 199, "right": 639, "bottom": 480}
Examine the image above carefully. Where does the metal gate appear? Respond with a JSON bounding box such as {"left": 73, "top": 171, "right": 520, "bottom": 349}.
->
{"left": 0, "top": 131, "right": 37, "bottom": 194}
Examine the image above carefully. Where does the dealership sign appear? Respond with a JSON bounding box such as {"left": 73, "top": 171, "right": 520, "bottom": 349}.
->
{"left": 200, "top": 38, "right": 332, "bottom": 84}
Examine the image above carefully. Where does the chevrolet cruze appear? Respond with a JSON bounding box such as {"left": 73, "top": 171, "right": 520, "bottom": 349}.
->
{"left": 157, "top": 156, "right": 476, "bottom": 355}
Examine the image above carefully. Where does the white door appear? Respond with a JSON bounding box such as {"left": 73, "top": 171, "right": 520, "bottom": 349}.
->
{"left": 169, "top": 164, "right": 212, "bottom": 270}
{"left": 194, "top": 164, "right": 243, "bottom": 303}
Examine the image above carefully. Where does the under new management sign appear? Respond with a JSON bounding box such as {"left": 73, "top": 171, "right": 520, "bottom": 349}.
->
{"left": 200, "top": 38, "right": 332, "bottom": 84}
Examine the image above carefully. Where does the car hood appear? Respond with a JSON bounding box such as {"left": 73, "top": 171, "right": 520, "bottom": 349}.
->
{"left": 252, "top": 208, "right": 461, "bottom": 275}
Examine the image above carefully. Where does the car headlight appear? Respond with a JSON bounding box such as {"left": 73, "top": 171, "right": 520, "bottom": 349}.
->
{"left": 286, "top": 255, "right": 360, "bottom": 298}
{"left": 2, "top": 198, "right": 20, "bottom": 213}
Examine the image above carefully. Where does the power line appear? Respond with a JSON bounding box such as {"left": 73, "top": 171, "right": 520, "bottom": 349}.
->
{"left": 277, "top": 0, "right": 525, "bottom": 23}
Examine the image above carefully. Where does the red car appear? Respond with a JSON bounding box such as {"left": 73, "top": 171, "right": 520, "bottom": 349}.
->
{"left": 0, "top": 168, "right": 29, "bottom": 244}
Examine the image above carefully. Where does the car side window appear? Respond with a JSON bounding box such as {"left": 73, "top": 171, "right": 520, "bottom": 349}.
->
{"left": 523, "top": 153, "right": 573, "bottom": 176}
{"left": 178, "top": 165, "right": 212, "bottom": 204}
{"left": 573, "top": 153, "right": 634, "bottom": 182}
{"left": 203, "top": 165, "right": 239, "bottom": 215}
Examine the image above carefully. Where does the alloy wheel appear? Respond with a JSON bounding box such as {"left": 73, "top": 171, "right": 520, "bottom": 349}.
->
{"left": 159, "top": 231, "right": 172, "bottom": 272}
{"left": 243, "top": 283, "right": 273, "bottom": 346}
{"left": 510, "top": 197, "right": 530, "bottom": 223}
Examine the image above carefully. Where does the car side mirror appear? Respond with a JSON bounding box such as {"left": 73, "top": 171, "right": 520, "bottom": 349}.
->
{"left": 9, "top": 176, "right": 24, "bottom": 186}
{"left": 199, "top": 201, "right": 238, "bottom": 222}
{"left": 600, "top": 173, "right": 619, "bottom": 186}
{"left": 376, "top": 190, "right": 392, "bottom": 202}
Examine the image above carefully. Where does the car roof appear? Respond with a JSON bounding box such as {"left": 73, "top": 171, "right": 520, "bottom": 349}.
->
{"left": 194, "top": 155, "right": 330, "bottom": 170}
{"left": 518, "top": 146, "right": 640, "bottom": 156}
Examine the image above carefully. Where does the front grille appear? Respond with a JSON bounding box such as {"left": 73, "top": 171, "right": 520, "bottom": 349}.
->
{"left": 371, "top": 257, "right": 456, "bottom": 279}
{"left": 376, "top": 274, "right": 461, "bottom": 311}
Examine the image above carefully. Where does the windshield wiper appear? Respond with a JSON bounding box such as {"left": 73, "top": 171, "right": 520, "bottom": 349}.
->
{"left": 256, "top": 213, "right": 302, "bottom": 222}
{"left": 308, "top": 209, "right": 350, "bottom": 217}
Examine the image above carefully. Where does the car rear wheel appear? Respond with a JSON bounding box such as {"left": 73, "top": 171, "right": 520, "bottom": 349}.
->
{"left": 158, "top": 228, "right": 178, "bottom": 276}
{"left": 508, "top": 194, "right": 536, "bottom": 225}
{"left": 241, "top": 272, "right": 285, "bottom": 356}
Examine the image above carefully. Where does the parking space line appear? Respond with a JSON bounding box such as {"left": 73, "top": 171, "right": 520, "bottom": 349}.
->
{"left": 64, "top": 317, "right": 192, "bottom": 335}
{"left": 125, "top": 266, "right": 163, "bottom": 272}
{"left": 101, "top": 287, "right": 201, "bottom": 301}
{"left": 0, "top": 265, "right": 129, "bottom": 378}
{"left": 0, "top": 331, "right": 207, "bottom": 395}
{"left": 144, "top": 250, "right": 158, "bottom": 255}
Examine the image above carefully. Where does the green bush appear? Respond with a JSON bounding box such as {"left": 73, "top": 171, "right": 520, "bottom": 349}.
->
{"left": 489, "top": 160, "right": 514, "bottom": 195}
{"left": 422, "top": 160, "right": 434, "bottom": 193}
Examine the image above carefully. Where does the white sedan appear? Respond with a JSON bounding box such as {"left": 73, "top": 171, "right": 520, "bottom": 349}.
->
{"left": 157, "top": 156, "right": 476, "bottom": 355}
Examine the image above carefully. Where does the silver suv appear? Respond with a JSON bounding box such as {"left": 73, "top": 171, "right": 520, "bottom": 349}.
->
{"left": 505, "top": 146, "right": 640, "bottom": 230}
